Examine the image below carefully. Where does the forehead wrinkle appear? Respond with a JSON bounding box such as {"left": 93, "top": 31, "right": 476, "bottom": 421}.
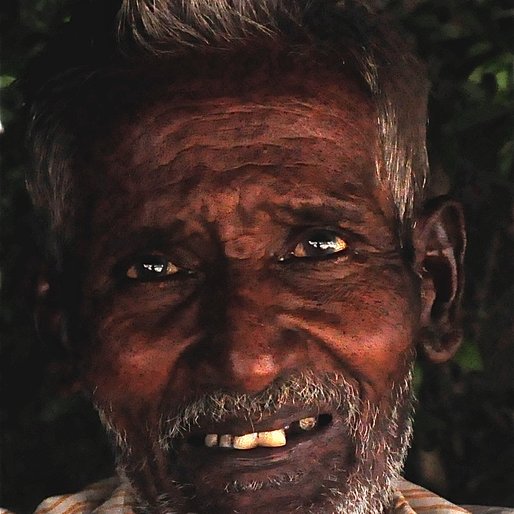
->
{"left": 111, "top": 93, "right": 376, "bottom": 167}
{"left": 90, "top": 146, "right": 377, "bottom": 251}
{"left": 92, "top": 87, "right": 379, "bottom": 205}
{"left": 109, "top": 136, "right": 374, "bottom": 201}
{"left": 151, "top": 124, "right": 369, "bottom": 170}
{"left": 149, "top": 92, "right": 371, "bottom": 127}
{"left": 161, "top": 107, "right": 370, "bottom": 147}
{"left": 87, "top": 78, "right": 387, "bottom": 257}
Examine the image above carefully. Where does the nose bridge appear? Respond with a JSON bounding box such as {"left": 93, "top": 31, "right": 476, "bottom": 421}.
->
{"left": 196, "top": 262, "right": 299, "bottom": 394}
{"left": 222, "top": 270, "right": 283, "bottom": 393}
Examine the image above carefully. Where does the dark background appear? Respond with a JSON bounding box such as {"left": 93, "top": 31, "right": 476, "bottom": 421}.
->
{"left": 1, "top": 1, "right": 513, "bottom": 512}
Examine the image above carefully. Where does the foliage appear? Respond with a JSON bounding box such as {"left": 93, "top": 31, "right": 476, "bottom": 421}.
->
{"left": 389, "top": 0, "right": 514, "bottom": 505}
{"left": 1, "top": 0, "right": 513, "bottom": 512}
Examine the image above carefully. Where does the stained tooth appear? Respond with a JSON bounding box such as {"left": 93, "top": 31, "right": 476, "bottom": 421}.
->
{"left": 233, "top": 432, "right": 258, "bottom": 450}
{"left": 257, "top": 428, "right": 286, "bottom": 447}
{"left": 204, "top": 434, "right": 219, "bottom": 447}
{"left": 219, "top": 434, "right": 233, "bottom": 448}
{"left": 299, "top": 417, "right": 317, "bottom": 431}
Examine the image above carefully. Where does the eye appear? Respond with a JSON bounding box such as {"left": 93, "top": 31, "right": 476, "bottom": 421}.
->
{"left": 125, "top": 255, "right": 180, "bottom": 281}
{"left": 283, "top": 229, "right": 348, "bottom": 260}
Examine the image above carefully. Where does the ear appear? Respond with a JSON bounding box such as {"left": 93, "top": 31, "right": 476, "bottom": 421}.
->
{"left": 34, "top": 266, "right": 80, "bottom": 393}
{"left": 34, "top": 268, "right": 64, "bottom": 345}
{"left": 413, "top": 197, "right": 466, "bottom": 363}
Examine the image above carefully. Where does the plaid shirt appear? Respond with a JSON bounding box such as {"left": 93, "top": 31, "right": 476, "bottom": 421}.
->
{"left": 1, "top": 477, "right": 511, "bottom": 514}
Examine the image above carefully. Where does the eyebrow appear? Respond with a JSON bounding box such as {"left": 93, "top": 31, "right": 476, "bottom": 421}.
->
{"left": 263, "top": 187, "right": 374, "bottom": 226}
{"left": 100, "top": 190, "right": 376, "bottom": 257}
{"left": 101, "top": 221, "right": 189, "bottom": 258}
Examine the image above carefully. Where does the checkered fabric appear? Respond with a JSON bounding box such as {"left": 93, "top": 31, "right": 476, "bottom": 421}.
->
{"left": 3, "top": 476, "right": 511, "bottom": 513}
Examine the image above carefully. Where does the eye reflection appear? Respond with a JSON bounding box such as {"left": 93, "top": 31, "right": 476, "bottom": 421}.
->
{"left": 287, "top": 229, "right": 348, "bottom": 260}
{"left": 126, "top": 255, "right": 180, "bottom": 281}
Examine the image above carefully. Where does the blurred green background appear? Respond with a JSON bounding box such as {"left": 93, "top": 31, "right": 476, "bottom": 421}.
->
{"left": 1, "top": 1, "right": 513, "bottom": 512}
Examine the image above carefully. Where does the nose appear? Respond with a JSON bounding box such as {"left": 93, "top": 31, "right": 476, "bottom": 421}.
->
{"left": 223, "top": 317, "right": 305, "bottom": 393}
{"left": 190, "top": 274, "right": 308, "bottom": 394}
{"left": 194, "top": 312, "right": 308, "bottom": 394}
{"left": 230, "top": 350, "right": 280, "bottom": 392}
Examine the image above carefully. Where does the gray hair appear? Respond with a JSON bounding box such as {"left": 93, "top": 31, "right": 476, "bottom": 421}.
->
{"left": 25, "top": 0, "right": 429, "bottom": 259}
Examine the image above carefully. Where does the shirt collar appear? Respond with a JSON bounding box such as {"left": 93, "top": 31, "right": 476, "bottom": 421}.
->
{"left": 33, "top": 476, "right": 471, "bottom": 514}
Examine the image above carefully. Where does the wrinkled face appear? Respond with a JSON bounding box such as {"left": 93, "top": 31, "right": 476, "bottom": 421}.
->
{"left": 73, "top": 70, "right": 421, "bottom": 513}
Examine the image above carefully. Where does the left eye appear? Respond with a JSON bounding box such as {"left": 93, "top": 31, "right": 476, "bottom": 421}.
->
{"left": 125, "top": 255, "right": 180, "bottom": 281}
{"left": 284, "top": 229, "right": 348, "bottom": 260}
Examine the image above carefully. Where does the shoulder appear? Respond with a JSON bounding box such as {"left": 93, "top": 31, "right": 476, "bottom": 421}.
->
{"left": 396, "top": 479, "right": 514, "bottom": 514}
{"left": 463, "top": 508, "right": 514, "bottom": 514}
{"left": 32, "top": 477, "right": 136, "bottom": 514}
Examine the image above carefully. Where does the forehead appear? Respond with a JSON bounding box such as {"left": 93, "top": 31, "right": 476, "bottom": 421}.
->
{"left": 89, "top": 66, "right": 381, "bottom": 193}
{"left": 79, "top": 66, "right": 400, "bottom": 249}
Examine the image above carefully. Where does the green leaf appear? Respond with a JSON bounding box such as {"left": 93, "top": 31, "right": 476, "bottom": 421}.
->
{"left": 413, "top": 365, "right": 424, "bottom": 394}
{"left": 0, "top": 75, "right": 16, "bottom": 88}
{"left": 455, "top": 341, "right": 484, "bottom": 372}
{"left": 499, "top": 140, "right": 514, "bottom": 177}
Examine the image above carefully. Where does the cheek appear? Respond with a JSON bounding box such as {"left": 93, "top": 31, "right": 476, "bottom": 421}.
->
{"left": 275, "top": 264, "right": 419, "bottom": 399}
{"left": 78, "top": 262, "right": 419, "bottom": 413}
{"left": 78, "top": 291, "right": 201, "bottom": 411}
{"left": 85, "top": 338, "right": 174, "bottom": 401}
{"left": 328, "top": 271, "right": 419, "bottom": 394}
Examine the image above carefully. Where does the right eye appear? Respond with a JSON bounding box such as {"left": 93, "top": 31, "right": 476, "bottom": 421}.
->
{"left": 279, "top": 228, "right": 349, "bottom": 262}
{"left": 125, "top": 255, "right": 180, "bottom": 282}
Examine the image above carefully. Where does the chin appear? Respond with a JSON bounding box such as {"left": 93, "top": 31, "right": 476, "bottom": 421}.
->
{"left": 100, "top": 370, "right": 414, "bottom": 514}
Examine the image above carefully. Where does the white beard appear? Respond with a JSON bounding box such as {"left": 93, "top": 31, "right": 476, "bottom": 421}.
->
{"left": 97, "top": 368, "right": 415, "bottom": 514}
{"left": 316, "top": 370, "right": 414, "bottom": 514}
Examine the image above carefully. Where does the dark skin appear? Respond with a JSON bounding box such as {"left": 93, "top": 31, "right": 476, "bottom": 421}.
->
{"left": 41, "top": 67, "right": 465, "bottom": 513}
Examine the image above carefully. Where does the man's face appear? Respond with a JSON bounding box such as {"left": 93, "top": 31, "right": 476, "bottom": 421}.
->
{"left": 72, "top": 70, "right": 421, "bottom": 513}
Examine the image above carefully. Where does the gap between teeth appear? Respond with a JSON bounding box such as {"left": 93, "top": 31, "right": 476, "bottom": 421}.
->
{"left": 204, "top": 416, "right": 317, "bottom": 449}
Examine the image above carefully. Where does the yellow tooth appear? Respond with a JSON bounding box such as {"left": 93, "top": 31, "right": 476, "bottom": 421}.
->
{"left": 204, "top": 434, "right": 218, "bottom": 447}
{"left": 299, "top": 417, "right": 317, "bottom": 431}
{"left": 219, "top": 434, "right": 233, "bottom": 448}
{"left": 233, "top": 432, "right": 258, "bottom": 450}
{"left": 257, "top": 428, "right": 286, "bottom": 447}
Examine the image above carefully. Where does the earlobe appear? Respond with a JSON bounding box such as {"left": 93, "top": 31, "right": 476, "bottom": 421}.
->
{"left": 413, "top": 197, "right": 466, "bottom": 363}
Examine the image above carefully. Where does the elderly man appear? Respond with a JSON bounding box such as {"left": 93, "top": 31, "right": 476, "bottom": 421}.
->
{"left": 19, "top": 1, "right": 508, "bottom": 513}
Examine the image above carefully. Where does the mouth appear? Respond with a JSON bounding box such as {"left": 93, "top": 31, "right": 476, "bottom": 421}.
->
{"left": 114, "top": 371, "right": 414, "bottom": 513}
{"left": 186, "top": 412, "right": 333, "bottom": 452}
{"left": 151, "top": 372, "right": 366, "bottom": 512}
{"left": 168, "top": 406, "right": 355, "bottom": 511}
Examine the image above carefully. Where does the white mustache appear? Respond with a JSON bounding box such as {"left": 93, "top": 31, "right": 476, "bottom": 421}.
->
{"left": 157, "top": 370, "right": 362, "bottom": 451}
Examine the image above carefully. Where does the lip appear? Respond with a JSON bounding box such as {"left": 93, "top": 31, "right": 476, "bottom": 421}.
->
{"left": 169, "top": 406, "right": 355, "bottom": 490}
{"left": 183, "top": 405, "right": 333, "bottom": 439}
{"left": 185, "top": 413, "right": 334, "bottom": 466}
